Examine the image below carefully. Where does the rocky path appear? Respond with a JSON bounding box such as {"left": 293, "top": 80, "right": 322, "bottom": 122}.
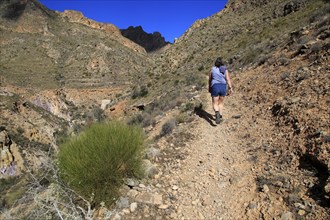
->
{"left": 168, "top": 93, "right": 258, "bottom": 219}
{"left": 116, "top": 86, "right": 329, "bottom": 219}
{"left": 116, "top": 92, "right": 263, "bottom": 220}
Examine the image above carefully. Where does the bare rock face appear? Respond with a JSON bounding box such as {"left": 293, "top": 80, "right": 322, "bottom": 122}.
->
{"left": 61, "top": 10, "right": 120, "bottom": 35}
{"left": 0, "top": 130, "right": 24, "bottom": 178}
{"left": 60, "top": 10, "right": 146, "bottom": 54}
{"left": 121, "top": 26, "right": 170, "bottom": 52}
{"left": 283, "top": 0, "right": 305, "bottom": 16}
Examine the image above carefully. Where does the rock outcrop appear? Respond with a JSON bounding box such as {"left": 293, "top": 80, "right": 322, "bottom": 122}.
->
{"left": 0, "top": 130, "right": 24, "bottom": 178}
{"left": 61, "top": 10, "right": 146, "bottom": 54}
{"left": 121, "top": 26, "right": 170, "bottom": 52}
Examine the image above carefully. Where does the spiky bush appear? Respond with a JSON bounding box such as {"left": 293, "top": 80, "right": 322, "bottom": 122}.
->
{"left": 160, "top": 119, "right": 176, "bottom": 137}
{"left": 57, "top": 121, "right": 145, "bottom": 206}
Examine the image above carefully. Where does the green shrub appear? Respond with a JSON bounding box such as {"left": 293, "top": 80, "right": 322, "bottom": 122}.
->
{"left": 128, "top": 113, "right": 155, "bottom": 128}
{"left": 160, "top": 119, "right": 176, "bottom": 137}
{"left": 184, "top": 74, "right": 206, "bottom": 90}
{"left": 310, "top": 42, "right": 322, "bottom": 53}
{"left": 176, "top": 112, "right": 189, "bottom": 124}
{"left": 242, "top": 48, "right": 259, "bottom": 65}
{"left": 132, "top": 85, "right": 149, "bottom": 99}
{"left": 4, "top": 179, "right": 27, "bottom": 207}
{"left": 141, "top": 113, "right": 156, "bottom": 127}
{"left": 57, "top": 121, "right": 145, "bottom": 206}
{"left": 180, "top": 102, "right": 195, "bottom": 113}
{"left": 128, "top": 113, "right": 144, "bottom": 125}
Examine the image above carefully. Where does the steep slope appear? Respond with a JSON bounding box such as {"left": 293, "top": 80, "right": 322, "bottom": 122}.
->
{"left": 148, "top": 0, "right": 329, "bottom": 164}
{"left": 0, "top": 0, "right": 151, "bottom": 89}
{"left": 153, "top": 0, "right": 328, "bottom": 73}
{"left": 0, "top": 2, "right": 154, "bottom": 216}
{"left": 127, "top": 0, "right": 329, "bottom": 219}
{"left": 0, "top": 0, "right": 153, "bottom": 165}
{"left": 135, "top": 0, "right": 329, "bottom": 125}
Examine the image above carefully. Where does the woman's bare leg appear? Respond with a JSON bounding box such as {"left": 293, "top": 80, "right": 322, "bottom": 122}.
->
{"left": 212, "top": 96, "right": 220, "bottom": 112}
{"left": 213, "top": 96, "right": 223, "bottom": 124}
{"left": 218, "top": 96, "right": 225, "bottom": 115}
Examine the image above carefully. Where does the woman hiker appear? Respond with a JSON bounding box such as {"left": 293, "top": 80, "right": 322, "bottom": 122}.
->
{"left": 208, "top": 57, "right": 233, "bottom": 124}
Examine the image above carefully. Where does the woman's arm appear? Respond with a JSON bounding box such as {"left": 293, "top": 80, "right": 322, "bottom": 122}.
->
{"left": 208, "top": 69, "right": 212, "bottom": 93}
{"left": 225, "top": 70, "right": 233, "bottom": 95}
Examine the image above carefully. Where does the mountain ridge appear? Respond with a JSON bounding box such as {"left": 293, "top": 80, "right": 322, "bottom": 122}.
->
{"left": 121, "top": 25, "right": 170, "bottom": 52}
{"left": 0, "top": 0, "right": 152, "bottom": 90}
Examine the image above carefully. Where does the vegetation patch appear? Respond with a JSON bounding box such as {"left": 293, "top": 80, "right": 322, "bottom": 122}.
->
{"left": 0, "top": 177, "right": 27, "bottom": 208}
{"left": 57, "top": 121, "right": 145, "bottom": 206}
{"left": 160, "top": 119, "right": 177, "bottom": 137}
{"left": 132, "top": 85, "right": 149, "bottom": 99}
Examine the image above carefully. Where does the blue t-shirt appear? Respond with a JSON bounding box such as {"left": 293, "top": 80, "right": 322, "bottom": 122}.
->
{"left": 211, "top": 66, "right": 226, "bottom": 86}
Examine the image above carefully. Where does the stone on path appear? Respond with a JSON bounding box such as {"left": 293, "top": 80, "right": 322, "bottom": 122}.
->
{"left": 135, "top": 192, "right": 163, "bottom": 205}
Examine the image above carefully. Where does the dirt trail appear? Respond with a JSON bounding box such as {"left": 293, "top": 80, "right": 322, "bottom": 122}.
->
{"left": 168, "top": 91, "right": 259, "bottom": 219}
{"left": 117, "top": 90, "right": 284, "bottom": 220}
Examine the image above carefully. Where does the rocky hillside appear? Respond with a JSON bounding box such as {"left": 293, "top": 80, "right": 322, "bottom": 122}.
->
{"left": 136, "top": 0, "right": 329, "bottom": 218}
{"left": 0, "top": 0, "right": 329, "bottom": 219}
{"left": 0, "top": 0, "right": 151, "bottom": 89}
{"left": 121, "top": 26, "right": 170, "bottom": 52}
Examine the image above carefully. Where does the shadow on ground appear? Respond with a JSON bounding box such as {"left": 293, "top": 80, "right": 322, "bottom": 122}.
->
{"left": 194, "top": 105, "right": 216, "bottom": 127}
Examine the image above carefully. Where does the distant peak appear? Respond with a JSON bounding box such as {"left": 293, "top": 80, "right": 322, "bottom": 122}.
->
{"left": 120, "top": 26, "right": 170, "bottom": 52}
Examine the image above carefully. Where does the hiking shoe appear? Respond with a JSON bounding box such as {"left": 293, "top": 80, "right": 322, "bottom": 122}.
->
{"left": 215, "top": 112, "right": 222, "bottom": 124}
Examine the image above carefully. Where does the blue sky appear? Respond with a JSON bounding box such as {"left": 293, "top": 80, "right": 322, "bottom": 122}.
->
{"left": 39, "top": 0, "right": 228, "bottom": 43}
